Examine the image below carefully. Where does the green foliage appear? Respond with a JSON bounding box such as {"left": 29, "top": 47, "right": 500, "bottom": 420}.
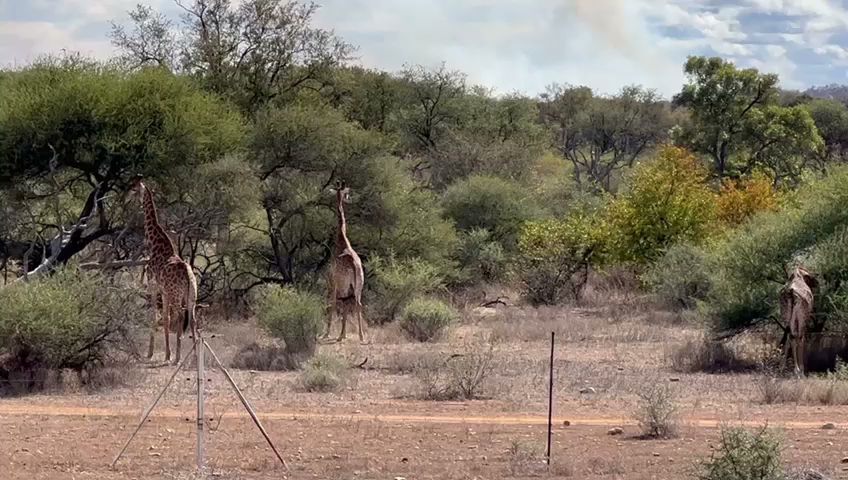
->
{"left": 300, "top": 352, "right": 349, "bottom": 392}
{"left": 518, "top": 213, "right": 604, "bottom": 305}
{"left": 0, "top": 268, "right": 143, "bottom": 391}
{"left": 697, "top": 426, "right": 784, "bottom": 480}
{"left": 369, "top": 256, "right": 445, "bottom": 323}
{"left": 674, "top": 56, "right": 821, "bottom": 180}
{"left": 644, "top": 243, "right": 713, "bottom": 311}
{"left": 456, "top": 229, "right": 508, "bottom": 284}
{"left": 0, "top": 62, "right": 244, "bottom": 185}
{"left": 707, "top": 168, "right": 848, "bottom": 332}
{"left": 254, "top": 286, "right": 323, "bottom": 355}
{"left": 400, "top": 298, "right": 458, "bottom": 342}
{"left": 804, "top": 98, "right": 848, "bottom": 166}
{"left": 443, "top": 175, "right": 537, "bottom": 251}
{"left": 606, "top": 145, "right": 716, "bottom": 265}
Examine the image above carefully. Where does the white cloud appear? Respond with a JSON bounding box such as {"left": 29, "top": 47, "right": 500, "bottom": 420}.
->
{"left": 814, "top": 44, "right": 848, "bottom": 61}
{"left": 0, "top": 21, "right": 114, "bottom": 68}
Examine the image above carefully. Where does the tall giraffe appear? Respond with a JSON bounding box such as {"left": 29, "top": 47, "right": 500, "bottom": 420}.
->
{"left": 129, "top": 175, "right": 198, "bottom": 365}
{"left": 322, "top": 180, "right": 366, "bottom": 342}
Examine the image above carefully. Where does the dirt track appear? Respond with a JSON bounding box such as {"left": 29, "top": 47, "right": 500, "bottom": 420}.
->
{"left": 0, "top": 402, "right": 841, "bottom": 429}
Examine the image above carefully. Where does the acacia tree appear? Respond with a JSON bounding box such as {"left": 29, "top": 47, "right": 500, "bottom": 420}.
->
{"left": 0, "top": 59, "right": 244, "bottom": 277}
{"left": 673, "top": 56, "right": 821, "bottom": 180}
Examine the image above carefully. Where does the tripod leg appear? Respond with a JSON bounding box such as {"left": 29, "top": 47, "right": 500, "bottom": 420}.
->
{"left": 203, "top": 340, "right": 288, "bottom": 469}
{"left": 111, "top": 342, "right": 196, "bottom": 468}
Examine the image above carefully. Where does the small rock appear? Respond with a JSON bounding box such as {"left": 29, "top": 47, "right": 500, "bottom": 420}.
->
{"left": 669, "top": 377, "right": 680, "bottom": 382}
{"left": 841, "top": 457, "right": 848, "bottom": 464}
{"left": 821, "top": 423, "right": 837, "bottom": 430}
{"left": 331, "top": 454, "right": 341, "bottom": 459}
{"left": 607, "top": 427, "right": 624, "bottom": 436}
{"left": 401, "top": 457, "right": 409, "bottom": 463}
{"left": 617, "top": 367, "right": 625, "bottom": 371}
{"left": 579, "top": 387, "right": 596, "bottom": 394}
{"left": 652, "top": 452, "right": 660, "bottom": 457}
{"left": 563, "top": 420, "right": 571, "bottom": 427}
{"left": 394, "top": 477, "right": 407, "bottom": 480}
{"left": 148, "top": 452, "right": 161, "bottom": 457}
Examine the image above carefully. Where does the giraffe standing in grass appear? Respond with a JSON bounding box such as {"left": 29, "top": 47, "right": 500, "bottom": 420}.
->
{"left": 322, "top": 180, "right": 366, "bottom": 343}
{"left": 129, "top": 175, "right": 198, "bottom": 365}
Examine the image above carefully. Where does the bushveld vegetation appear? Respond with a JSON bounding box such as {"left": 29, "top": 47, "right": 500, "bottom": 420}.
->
{"left": 3, "top": 0, "right": 848, "bottom": 391}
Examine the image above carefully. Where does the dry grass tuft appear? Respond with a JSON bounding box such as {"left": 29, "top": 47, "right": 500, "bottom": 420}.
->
{"left": 230, "top": 342, "right": 299, "bottom": 371}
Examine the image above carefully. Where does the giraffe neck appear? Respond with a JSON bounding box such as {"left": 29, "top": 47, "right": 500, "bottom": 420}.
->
{"left": 335, "top": 196, "right": 352, "bottom": 254}
{"left": 141, "top": 184, "right": 178, "bottom": 266}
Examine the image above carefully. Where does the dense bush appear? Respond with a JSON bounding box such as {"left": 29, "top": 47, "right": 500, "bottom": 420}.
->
{"left": 518, "top": 213, "right": 605, "bottom": 305}
{"left": 456, "top": 228, "right": 508, "bottom": 283}
{"left": 606, "top": 145, "right": 716, "bottom": 265}
{"left": 0, "top": 268, "right": 144, "bottom": 394}
{"left": 399, "top": 297, "right": 457, "bottom": 342}
{"left": 706, "top": 168, "right": 848, "bottom": 332}
{"left": 442, "top": 175, "right": 538, "bottom": 251}
{"left": 697, "top": 426, "right": 784, "bottom": 480}
{"left": 369, "top": 256, "right": 445, "bottom": 323}
{"left": 644, "top": 243, "right": 713, "bottom": 311}
{"left": 300, "top": 352, "right": 349, "bottom": 392}
{"left": 411, "top": 341, "right": 495, "bottom": 400}
{"left": 254, "top": 286, "right": 323, "bottom": 356}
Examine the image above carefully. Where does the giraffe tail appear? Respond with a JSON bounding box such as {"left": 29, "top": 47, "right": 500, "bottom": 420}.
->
{"left": 182, "top": 309, "right": 190, "bottom": 334}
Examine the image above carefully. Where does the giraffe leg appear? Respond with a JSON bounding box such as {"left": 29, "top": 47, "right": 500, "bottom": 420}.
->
{"left": 322, "top": 305, "right": 334, "bottom": 340}
{"left": 172, "top": 303, "right": 182, "bottom": 366}
{"left": 162, "top": 293, "right": 172, "bottom": 364}
{"left": 356, "top": 301, "right": 366, "bottom": 343}
{"left": 337, "top": 304, "right": 348, "bottom": 342}
{"left": 797, "top": 336, "right": 806, "bottom": 377}
{"left": 147, "top": 289, "right": 160, "bottom": 360}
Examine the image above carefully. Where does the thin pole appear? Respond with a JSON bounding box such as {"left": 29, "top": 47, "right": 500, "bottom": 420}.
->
{"left": 111, "top": 342, "right": 196, "bottom": 468}
{"left": 195, "top": 333, "right": 205, "bottom": 472}
{"left": 546, "top": 331, "right": 555, "bottom": 465}
{"left": 203, "top": 340, "right": 288, "bottom": 469}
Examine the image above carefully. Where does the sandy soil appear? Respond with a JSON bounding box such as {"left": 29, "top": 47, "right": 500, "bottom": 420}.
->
{"left": 1, "top": 305, "right": 846, "bottom": 479}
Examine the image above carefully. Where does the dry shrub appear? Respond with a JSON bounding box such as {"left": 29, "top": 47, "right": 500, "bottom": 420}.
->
{"left": 668, "top": 336, "right": 757, "bottom": 373}
{"left": 634, "top": 382, "right": 679, "bottom": 439}
{"left": 412, "top": 340, "right": 496, "bottom": 400}
{"left": 587, "top": 456, "right": 626, "bottom": 476}
{"left": 506, "top": 439, "right": 546, "bottom": 476}
{"left": 230, "top": 342, "right": 298, "bottom": 371}
{"left": 758, "top": 363, "right": 848, "bottom": 406}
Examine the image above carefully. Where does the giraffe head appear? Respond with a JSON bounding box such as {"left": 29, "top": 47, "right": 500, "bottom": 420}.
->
{"left": 125, "top": 174, "right": 147, "bottom": 204}
{"left": 329, "top": 179, "right": 351, "bottom": 204}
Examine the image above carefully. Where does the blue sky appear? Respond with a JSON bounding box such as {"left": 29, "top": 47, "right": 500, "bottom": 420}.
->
{"left": 3, "top": 0, "right": 848, "bottom": 98}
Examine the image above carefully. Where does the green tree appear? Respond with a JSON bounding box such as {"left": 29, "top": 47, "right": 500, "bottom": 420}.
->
{"left": 673, "top": 56, "right": 821, "bottom": 180}
{"left": 804, "top": 99, "right": 848, "bottom": 168}
{"left": 0, "top": 60, "right": 244, "bottom": 276}
{"left": 541, "top": 84, "right": 671, "bottom": 191}
{"left": 606, "top": 145, "right": 716, "bottom": 265}
{"left": 442, "top": 175, "right": 537, "bottom": 251}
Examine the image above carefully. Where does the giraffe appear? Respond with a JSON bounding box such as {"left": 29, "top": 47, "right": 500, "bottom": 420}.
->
{"left": 128, "top": 175, "right": 199, "bottom": 365}
{"left": 141, "top": 264, "right": 188, "bottom": 360}
{"left": 322, "top": 180, "right": 366, "bottom": 343}
{"left": 779, "top": 265, "right": 817, "bottom": 377}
